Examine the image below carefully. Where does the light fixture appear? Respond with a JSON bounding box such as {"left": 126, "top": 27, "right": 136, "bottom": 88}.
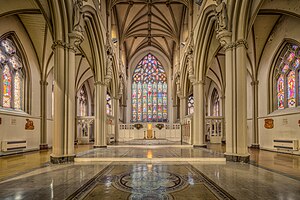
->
{"left": 112, "top": 38, "right": 118, "bottom": 44}
{"left": 180, "top": 42, "right": 186, "bottom": 48}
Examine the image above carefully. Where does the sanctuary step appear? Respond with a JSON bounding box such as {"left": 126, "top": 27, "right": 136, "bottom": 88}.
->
{"left": 75, "top": 147, "right": 226, "bottom": 162}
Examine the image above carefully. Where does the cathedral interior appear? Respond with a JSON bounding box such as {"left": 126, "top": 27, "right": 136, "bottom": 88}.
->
{"left": 0, "top": 0, "right": 299, "bottom": 199}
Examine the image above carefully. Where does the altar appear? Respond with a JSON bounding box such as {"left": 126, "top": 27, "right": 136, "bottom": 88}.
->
{"left": 118, "top": 123, "right": 181, "bottom": 142}
{"left": 146, "top": 124, "right": 154, "bottom": 139}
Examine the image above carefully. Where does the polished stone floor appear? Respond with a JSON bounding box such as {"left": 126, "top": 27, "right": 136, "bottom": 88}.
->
{"left": 0, "top": 144, "right": 300, "bottom": 199}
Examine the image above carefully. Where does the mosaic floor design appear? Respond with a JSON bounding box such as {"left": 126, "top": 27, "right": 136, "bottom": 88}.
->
{"left": 67, "top": 163, "right": 235, "bottom": 200}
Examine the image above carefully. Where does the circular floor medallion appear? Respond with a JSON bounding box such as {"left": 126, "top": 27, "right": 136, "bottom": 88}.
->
{"left": 113, "top": 169, "right": 188, "bottom": 198}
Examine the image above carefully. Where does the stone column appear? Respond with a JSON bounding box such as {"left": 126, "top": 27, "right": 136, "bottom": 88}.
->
{"left": 50, "top": 32, "right": 83, "bottom": 164}
{"left": 251, "top": 80, "right": 259, "bottom": 148}
{"left": 94, "top": 82, "right": 107, "bottom": 148}
{"left": 112, "top": 97, "right": 119, "bottom": 142}
{"left": 40, "top": 80, "right": 48, "bottom": 150}
{"left": 193, "top": 81, "right": 207, "bottom": 147}
{"left": 220, "top": 35, "right": 250, "bottom": 162}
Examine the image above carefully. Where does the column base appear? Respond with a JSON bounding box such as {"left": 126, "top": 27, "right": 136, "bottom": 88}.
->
{"left": 93, "top": 145, "right": 107, "bottom": 148}
{"left": 193, "top": 144, "right": 207, "bottom": 148}
{"left": 224, "top": 153, "right": 250, "bottom": 163}
{"left": 50, "top": 154, "right": 75, "bottom": 164}
{"left": 250, "top": 144, "right": 260, "bottom": 149}
{"left": 39, "top": 144, "right": 49, "bottom": 150}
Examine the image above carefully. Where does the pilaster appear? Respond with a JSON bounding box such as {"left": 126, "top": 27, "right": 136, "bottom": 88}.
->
{"left": 251, "top": 80, "right": 259, "bottom": 148}
{"left": 40, "top": 80, "right": 48, "bottom": 150}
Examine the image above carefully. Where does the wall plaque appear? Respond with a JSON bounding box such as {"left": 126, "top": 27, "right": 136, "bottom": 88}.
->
{"left": 25, "top": 119, "right": 34, "bottom": 130}
{"left": 264, "top": 118, "right": 274, "bottom": 129}
{"left": 11, "top": 119, "right": 17, "bottom": 125}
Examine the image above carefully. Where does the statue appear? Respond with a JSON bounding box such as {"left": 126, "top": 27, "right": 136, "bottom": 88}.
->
{"left": 105, "top": 46, "right": 113, "bottom": 85}
{"left": 215, "top": 0, "right": 228, "bottom": 34}
{"left": 187, "top": 44, "right": 194, "bottom": 77}
{"left": 73, "top": 0, "right": 86, "bottom": 33}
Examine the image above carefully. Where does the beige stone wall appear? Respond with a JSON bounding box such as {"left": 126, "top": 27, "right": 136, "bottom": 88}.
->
{"left": 255, "top": 15, "right": 300, "bottom": 150}
{"left": 0, "top": 16, "right": 52, "bottom": 150}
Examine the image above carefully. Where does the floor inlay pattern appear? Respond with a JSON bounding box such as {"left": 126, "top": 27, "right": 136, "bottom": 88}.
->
{"left": 68, "top": 163, "right": 235, "bottom": 200}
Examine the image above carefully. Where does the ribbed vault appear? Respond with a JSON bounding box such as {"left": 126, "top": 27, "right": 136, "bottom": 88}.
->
{"left": 111, "top": 0, "right": 188, "bottom": 64}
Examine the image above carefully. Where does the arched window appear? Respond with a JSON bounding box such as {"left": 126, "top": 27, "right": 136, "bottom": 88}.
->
{"left": 106, "top": 92, "right": 112, "bottom": 115}
{"left": 187, "top": 94, "right": 194, "bottom": 115}
{"left": 211, "top": 88, "right": 220, "bottom": 116}
{"left": 78, "top": 86, "right": 88, "bottom": 116}
{"left": 132, "top": 53, "right": 168, "bottom": 122}
{"left": 273, "top": 43, "right": 300, "bottom": 110}
{"left": 0, "top": 37, "right": 25, "bottom": 110}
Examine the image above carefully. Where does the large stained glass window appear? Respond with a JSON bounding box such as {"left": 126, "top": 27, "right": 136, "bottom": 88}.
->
{"left": 274, "top": 43, "right": 300, "bottom": 110}
{"left": 0, "top": 37, "right": 25, "bottom": 110}
{"left": 132, "top": 53, "right": 168, "bottom": 122}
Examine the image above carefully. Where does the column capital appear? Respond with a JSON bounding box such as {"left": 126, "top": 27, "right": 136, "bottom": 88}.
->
{"left": 193, "top": 80, "right": 205, "bottom": 86}
{"left": 51, "top": 40, "right": 76, "bottom": 52}
{"left": 40, "top": 80, "right": 48, "bottom": 86}
{"left": 251, "top": 80, "right": 259, "bottom": 86}
{"left": 94, "top": 81, "right": 106, "bottom": 86}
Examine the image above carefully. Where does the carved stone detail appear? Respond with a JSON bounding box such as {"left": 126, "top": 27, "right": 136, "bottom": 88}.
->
{"left": 186, "top": 42, "right": 195, "bottom": 82}
{"left": 214, "top": 0, "right": 228, "bottom": 34}
{"left": 73, "top": 0, "right": 87, "bottom": 33}
{"left": 105, "top": 46, "right": 113, "bottom": 86}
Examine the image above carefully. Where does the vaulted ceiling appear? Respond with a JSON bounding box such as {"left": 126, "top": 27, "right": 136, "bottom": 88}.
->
{"left": 111, "top": 0, "right": 189, "bottom": 65}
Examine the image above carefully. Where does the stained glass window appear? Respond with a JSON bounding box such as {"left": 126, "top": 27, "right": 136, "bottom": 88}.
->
{"left": 2, "top": 65, "right": 11, "bottom": 108}
{"left": 131, "top": 53, "right": 168, "bottom": 122}
{"left": 287, "top": 71, "right": 295, "bottom": 107}
{"left": 1, "top": 37, "right": 24, "bottom": 110}
{"left": 14, "top": 72, "right": 22, "bottom": 109}
{"left": 277, "top": 75, "right": 284, "bottom": 109}
{"left": 78, "top": 86, "right": 87, "bottom": 116}
{"left": 274, "top": 43, "right": 300, "bottom": 110}
{"left": 106, "top": 93, "right": 112, "bottom": 115}
{"left": 211, "top": 89, "right": 220, "bottom": 116}
{"left": 187, "top": 94, "right": 194, "bottom": 115}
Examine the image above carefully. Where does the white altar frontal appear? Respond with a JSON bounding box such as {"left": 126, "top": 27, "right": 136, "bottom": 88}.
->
{"left": 118, "top": 123, "right": 181, "bottom": 142}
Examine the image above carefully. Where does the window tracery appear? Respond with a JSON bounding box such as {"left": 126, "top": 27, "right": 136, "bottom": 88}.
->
{"left": 0, "top": 37, "right": 25, "bottom": 110}
{"left": 274, "top": 43, "right": 300, "bottom": 110}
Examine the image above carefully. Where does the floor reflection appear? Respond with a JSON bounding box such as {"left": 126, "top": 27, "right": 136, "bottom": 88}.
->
{"left": 71, "top": 163, "right": 233, "bottom": 200}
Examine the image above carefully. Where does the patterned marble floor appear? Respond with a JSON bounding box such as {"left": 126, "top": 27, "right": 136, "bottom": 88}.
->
{"left": 0, "top": 145, "right": 300, "bottom": 199}
{"left": 75, "top": 147, "right": 226, "bottom": 162}
{"left": 0, "top": 161, "right": 299, "bottom": 200}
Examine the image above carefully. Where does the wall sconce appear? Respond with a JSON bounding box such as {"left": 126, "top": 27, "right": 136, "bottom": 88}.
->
{"left": 112, "top": 38, "right": 118, "bottom": 44}
{"left": 0, "top": 117, "right": 2, "bottom": 125}
{"left": 298, "top": 120, "right": 300, "bottom": 127}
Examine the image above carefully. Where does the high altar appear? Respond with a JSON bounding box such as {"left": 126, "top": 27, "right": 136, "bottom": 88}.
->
{"left": 147, "top": 124, "right": 153, "bottom": 139}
